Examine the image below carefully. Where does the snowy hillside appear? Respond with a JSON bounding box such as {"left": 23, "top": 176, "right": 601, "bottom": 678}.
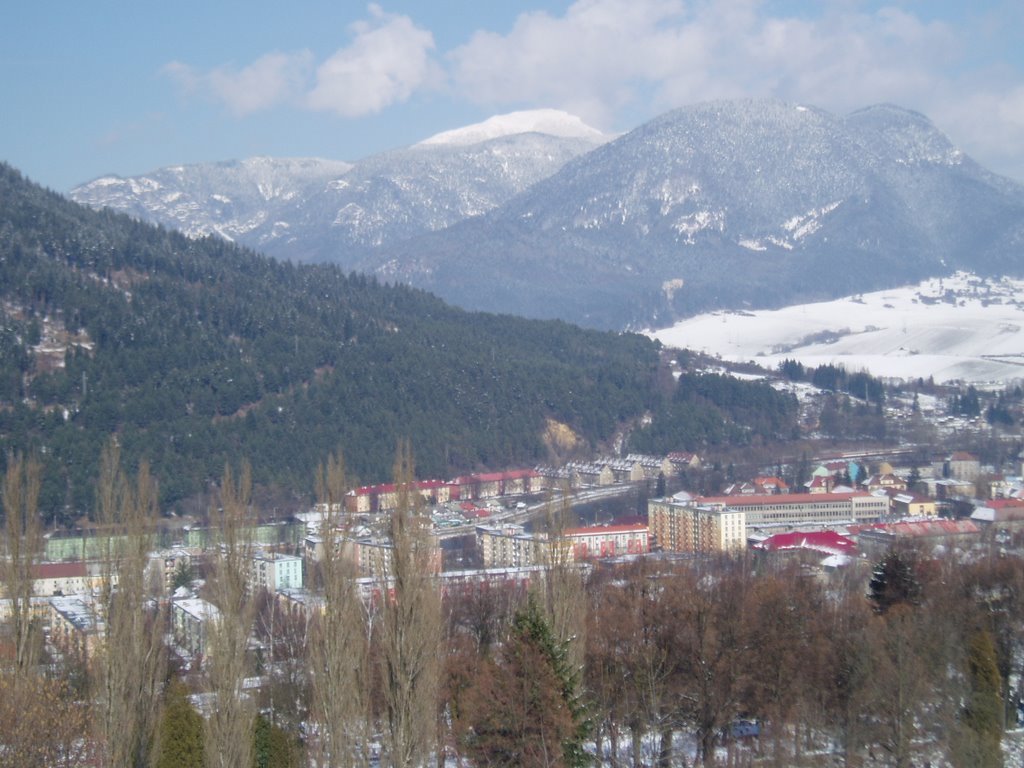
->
{"left": 70, "top": 111, "right": 605, "bottom": 264}
{"left": 649, "top": 273, "right": 1024, "bottom": 384}
{"left": 377, "top": 99, "right": 1024, "bottom": 329}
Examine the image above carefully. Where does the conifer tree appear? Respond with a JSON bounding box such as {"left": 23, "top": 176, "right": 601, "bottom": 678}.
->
{"left": 155, "top": 679, "right": 205, "bottom": 768}
{"left": 868, "top": 549, "right": 923, "bottom": 615}
{"left": 953, "top": 629, "right": 1004, "bottom": 768}
{"left": 460, "top": 596, "right": 588, "bottom": 768}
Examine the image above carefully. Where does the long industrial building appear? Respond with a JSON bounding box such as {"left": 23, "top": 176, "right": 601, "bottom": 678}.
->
{"left": 649, "top": 492, "right": 890, "bottom": 553}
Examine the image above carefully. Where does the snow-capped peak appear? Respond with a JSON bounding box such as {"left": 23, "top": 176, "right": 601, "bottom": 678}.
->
{"left": 417, "top": 109, "right": 607, "bottom": 147}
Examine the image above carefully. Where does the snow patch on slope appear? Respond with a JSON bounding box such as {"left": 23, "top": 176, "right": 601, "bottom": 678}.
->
{"left": 648, "top": 273, "right": 1024, "bottom": 384}
{"left": 418, "top": 109, "right": 608, "bottom": 147}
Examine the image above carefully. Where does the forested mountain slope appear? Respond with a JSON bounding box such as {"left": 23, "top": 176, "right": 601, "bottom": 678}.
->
{"left": 0, "top": 163, "right": 660, "bottom": 521}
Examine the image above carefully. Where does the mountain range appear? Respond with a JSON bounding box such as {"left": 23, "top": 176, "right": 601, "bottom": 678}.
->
{"left": 71, "top": 109, "right": 608, "bottom": 263}
{"left": 71, "top": 100, "right": 1024, "bottom": 330}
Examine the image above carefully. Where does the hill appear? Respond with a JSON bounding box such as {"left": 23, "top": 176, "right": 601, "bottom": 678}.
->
{"left": 0, "top": 163, "right": 658, "bottom": 522}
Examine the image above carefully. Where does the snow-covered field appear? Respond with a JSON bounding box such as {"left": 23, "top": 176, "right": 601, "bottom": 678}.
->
{"left": 649, "top": 273, "right": 1024, "bottom": 385}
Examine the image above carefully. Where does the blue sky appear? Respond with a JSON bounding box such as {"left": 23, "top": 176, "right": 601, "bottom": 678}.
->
{"left": 3, "top": 1, "right": 1023, "bottom": 191}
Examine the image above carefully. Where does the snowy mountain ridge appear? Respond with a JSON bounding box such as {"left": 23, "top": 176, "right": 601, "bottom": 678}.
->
{"left": 70, "top": 99, "right": 1024, "bottom": 331}
{"left": 71, "top": 111, "right": 605, "bottom": 260}
{"left": 376, "top": 98, "right": 1024, "bottom": 329}
{"left": 417, "top": 108, "right": 609, "bottom": 146}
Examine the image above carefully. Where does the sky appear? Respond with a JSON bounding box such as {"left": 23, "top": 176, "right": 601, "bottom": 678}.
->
{"left": 3, "top": 0, "right": 1023, "bottom": 192}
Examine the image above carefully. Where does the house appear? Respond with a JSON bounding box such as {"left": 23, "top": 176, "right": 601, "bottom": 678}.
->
{"left": 861, "top": 473, "right": 907, "bottom": 493}
{"left": 694, "top": 492, "right": 890, "bottom": 528}
{"left": 752, "top": 530, "right": 858, "bottom": 559}
{"left": 250, "top": 552, "right": 303, "bottom": 594}
{"left": 476, "top": 524, "right": 546, "bottom": 568}
{"left": 171, "top": 598, "right": 220, "bottom": 660}
{"left": 563, "top": 523, "right": 649, "bottom": 560}
{"left": 624, "top": 454, "right": 675, "bottom": 480}
{"left": 806, "top": 475, "right": 834, "bottom": 494}
{"left": 946, "top": 452, "right": 981, "bottom": 482}
{"left": 50, "top": 595, "right": 103, "bottom": 664}
{"left": 31, "top": 561, "right": 107, "bottom": 597}
{"left": 752, "top": 476, "right": 789, "bottom": 494}
{"left": 567, "top": 462, "right": 614, "bottom": 487}
{"left": 857, "top": 519, "right": 981, "bottom": 558}
{"left": 889, "top": 492, "right": 937, "bottom": 518}
{"left": 970, "top": 499, "right": 1024, "bottom": 529}
{"left": 667, "top": 452, "right": 702, "bottom": 472}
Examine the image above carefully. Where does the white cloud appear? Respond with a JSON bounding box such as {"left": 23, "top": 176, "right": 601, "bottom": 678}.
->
{"left": 163, "top": 4, "right": 437, "bottom": 119}
{"left": 446, "top": 0, "right": 1024, "bottom": 180}
{"left": 162, "top": 51, "right": 313, "bottom": 116}
{"left": 306, "top": 4, "right": 439, "bottom": 117}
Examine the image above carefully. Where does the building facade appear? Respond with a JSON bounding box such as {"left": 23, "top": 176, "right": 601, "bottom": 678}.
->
{"left": 694, "top": 492, "right": 890, "bottom": 528}
{"left": 648, "top": 499, "right": 747, "bottom": 553}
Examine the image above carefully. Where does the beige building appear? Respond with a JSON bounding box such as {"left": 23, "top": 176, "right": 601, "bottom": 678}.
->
{"left": 694, "top": 492, "right": 890, "bottom": 528}
{"left": 648, "top": 499, "right": 747, "bottom": 554}
{"left": 476, "top": 524, "right": 547, "bottom": 568}
{"left": 50, "top": 595, "right": 103, "bottom": 664}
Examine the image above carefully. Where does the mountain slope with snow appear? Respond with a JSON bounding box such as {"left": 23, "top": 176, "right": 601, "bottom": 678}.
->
{"left": 72, "top": 156, "right": 353, "bottom": 243}
{"left": 649, "top": 273, "right": 1024, "bottom": 384}
{"left": 70, "top": 111, "right": 608, "bottom": 263}
{"left": 375, "top": 99, "right": 1024, "bottom": 329}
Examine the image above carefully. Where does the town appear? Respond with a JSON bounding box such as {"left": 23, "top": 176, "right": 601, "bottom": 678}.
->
{"left": 7, "top": 413, "right": 1024, "bottom": 765}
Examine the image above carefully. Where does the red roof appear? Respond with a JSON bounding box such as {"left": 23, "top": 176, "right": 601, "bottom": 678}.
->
{"left": 33, "top": 562, "right": 87, "bottom": 579}
{"left": 564, "top": 524, "right": 648, "bottom": 537}
{"left": 503, "top": 468, "right": 540, "bottom": 479}
{"left": 699, "top": 492, "right": 873, "bottom": 506}
{"left": 881, "top": 520, "right": 980, "bottom": 537}
{"left": 756, "top": 531, "right": 857, "bottom": 556}
{"left": 987, "top": 499, "right": 1024, "bottom": 510}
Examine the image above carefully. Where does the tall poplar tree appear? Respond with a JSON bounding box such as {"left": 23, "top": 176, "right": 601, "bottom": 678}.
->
{"left": 1, "top": 451, "right": 43, "bottom": 676}
{"left": 205, "top": 461, "right": 257, "bottom": 768}
{"left": 377, "top": 440, "right": 441, "bottom": 768}
{"left": 311, "top": 449, "right": 370, "bottom": 767}
{"left": 93, "top": 440, "right": 166, "bottom": 767}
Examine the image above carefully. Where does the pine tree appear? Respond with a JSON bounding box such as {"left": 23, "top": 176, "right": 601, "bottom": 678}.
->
{"left": 868, "top": 550, "right": 923, "bottom": 615}
{"left": 460, "top": 597, "right": 589, "bottom": 768}
{"left": 155, "top": 680, "right": 205, "bottom": 768}
{"left": 953, "top": 629, "right": 1004, "bottom": 767}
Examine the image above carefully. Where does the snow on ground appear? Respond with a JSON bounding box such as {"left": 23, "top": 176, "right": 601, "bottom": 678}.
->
{"left": 649, "top": 273, "right": 1024, "bottom": 384}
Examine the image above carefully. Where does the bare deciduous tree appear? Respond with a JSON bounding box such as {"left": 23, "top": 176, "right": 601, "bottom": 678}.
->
{"left": 541, "top": 484, "right": 585, "bottom": 670}
{"left": 311, "top": 449, "right": 370, "bottom": 767}
{"left": 204, "top": 462, "right": 257, "bottom": 768}
{"left": 1, "top": 451, "right": 43, "bottom": 676}
{"left": 93, "top": 441, "right": 166, "bottom": 767}
{"left": 377, "top": 440, "right": 441, "bottom": 768}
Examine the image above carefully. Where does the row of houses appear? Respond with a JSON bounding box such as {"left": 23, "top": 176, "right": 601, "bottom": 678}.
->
{"left": 338, "top": 452, "right": 703, "bottom": 514}
{"left": 341, "top": 469, "right": 544, "bottom": 514}
{"left": 474, "top": 522, "right": 650, "bottom": 568}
